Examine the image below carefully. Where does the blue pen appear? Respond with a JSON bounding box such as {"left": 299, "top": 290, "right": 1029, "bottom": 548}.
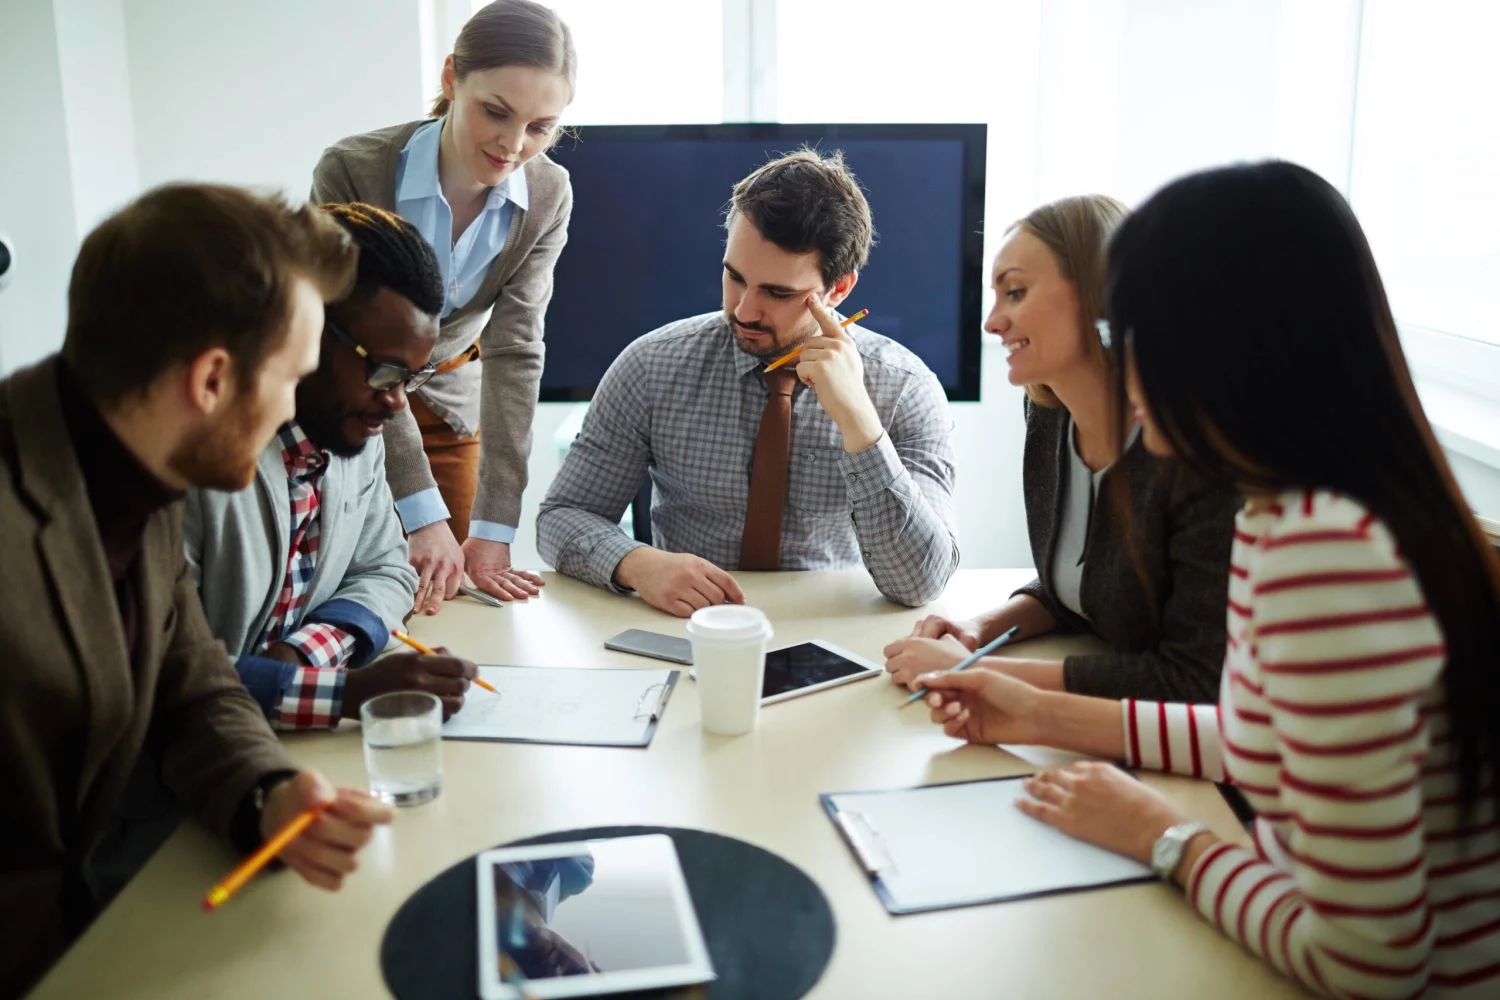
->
{"left": 899, "top": 625, "right": 1021, "bottom": 709}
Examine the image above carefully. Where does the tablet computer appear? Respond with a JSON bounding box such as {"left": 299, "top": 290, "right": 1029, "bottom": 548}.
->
{"left": 476, "top": 834, "right": 715, "bottom": 1000}
{"left": 761, "top": 640, "right": 883, "bottom": 704}
{"left": 689, "top": 639, "right": 882, "bottom": 704}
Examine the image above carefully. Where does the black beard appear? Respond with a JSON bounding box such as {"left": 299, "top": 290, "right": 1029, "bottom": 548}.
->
{"left": 295, "top": 379, "right": 378, "bottom": 458}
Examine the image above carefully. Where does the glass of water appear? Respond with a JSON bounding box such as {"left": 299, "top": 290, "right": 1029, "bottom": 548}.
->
{"left": 361, "top": 691, "right": 443, "bottom": 806}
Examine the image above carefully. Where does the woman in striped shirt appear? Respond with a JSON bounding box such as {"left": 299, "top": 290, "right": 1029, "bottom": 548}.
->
{"left": 917, "top": 162, "right": 1500, "bottom": 997}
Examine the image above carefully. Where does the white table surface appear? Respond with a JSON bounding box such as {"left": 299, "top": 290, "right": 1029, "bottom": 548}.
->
{"left": 29, "top": 569, "right": 1301, "bottom": 999}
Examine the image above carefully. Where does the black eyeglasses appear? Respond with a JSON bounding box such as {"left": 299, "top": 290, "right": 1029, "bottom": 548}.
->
{"left": 326, "top": 320, "right": 437, "bottom": 393}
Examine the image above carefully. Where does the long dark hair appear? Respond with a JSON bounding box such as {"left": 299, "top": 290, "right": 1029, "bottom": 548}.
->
{"left": 1106, "top": 161, "right": 1500, "bottom": 815}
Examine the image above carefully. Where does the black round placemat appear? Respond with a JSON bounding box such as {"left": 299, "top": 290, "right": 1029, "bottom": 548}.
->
{"left": 381, "top": 825, "right": 835, "bottom": 1000}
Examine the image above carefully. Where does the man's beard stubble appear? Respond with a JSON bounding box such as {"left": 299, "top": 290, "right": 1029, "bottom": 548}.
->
{"left": 167, "top": 402, "right": 265, "bottom": 491}
{"left": 726, "top": 309, "right": 817, "bottom": 361}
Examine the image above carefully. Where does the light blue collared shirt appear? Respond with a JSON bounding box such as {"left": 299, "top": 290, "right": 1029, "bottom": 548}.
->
{"left": 391, "top": 118, "right": 527, "bottom": 544}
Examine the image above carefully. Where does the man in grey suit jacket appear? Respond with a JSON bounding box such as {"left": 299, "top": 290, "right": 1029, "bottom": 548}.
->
{"left": 187, "top": 204, "right": 477, "bottom": 729}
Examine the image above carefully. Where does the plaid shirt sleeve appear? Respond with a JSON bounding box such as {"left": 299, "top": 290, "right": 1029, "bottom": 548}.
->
{"left": 269, "top": 624, "right": 356, "bottom": 730}
{"left": 536, "top": 343, "right": 652, "bottom": 591}
{"left": 841, "top": 369, "right": 960, "bottom": 606}
{"left": 280, "top": 622, "right": 358, "bottom": 669}
{"left": 272, "top": 665, "right": 347, "bottom": 731}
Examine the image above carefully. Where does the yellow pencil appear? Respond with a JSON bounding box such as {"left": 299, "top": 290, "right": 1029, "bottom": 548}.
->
{"left": 764, "top": 308, "right": 868, "bottom": 372}
{"left": 391, "top": 629, "right": 498, "bottom": 693}
{"left": 202, "top": 804, "right": 327, "bottom": 911}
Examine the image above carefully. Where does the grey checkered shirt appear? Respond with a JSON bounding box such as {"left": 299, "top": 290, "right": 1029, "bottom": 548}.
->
{"left": 537, "top": 312, "right": 959, "bottom": 606}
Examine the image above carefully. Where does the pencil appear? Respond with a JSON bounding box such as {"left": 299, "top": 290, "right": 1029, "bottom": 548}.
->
{"left": 202, "top": 803, "right": 328, "bottom": 911}
{"left": 764, "top": 308, "right": 869, "bottom": 372}
{"left": 391, "top": 629, "right": 498, "bottom": 694}
{"left": 899, "top": 626, "right": 1022, "bottom": 709}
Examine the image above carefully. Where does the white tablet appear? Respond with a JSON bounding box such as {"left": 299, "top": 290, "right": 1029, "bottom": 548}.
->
{"left": 476, "top": 834, "right": 715, "bottom": 1000}
{"left": 761, "top": 639, "right": 883, "bottom": 704}
{"left": 690, "top": 639, "right": 883, "bottom": 704}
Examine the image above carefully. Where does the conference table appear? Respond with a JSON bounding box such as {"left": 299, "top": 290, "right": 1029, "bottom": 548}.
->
{"left": 31, "top": 569, "right": 1303, "bottom": 999}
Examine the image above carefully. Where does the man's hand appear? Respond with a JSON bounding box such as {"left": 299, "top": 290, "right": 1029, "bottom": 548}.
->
{"left": 261, "top": 642, "right": 307, "bottom": 666}
{"left": 260, "top": 770, "right": 394, "bottom": 891}
{"left": 408, "top": 521, "right": 466, "bottom": 616}
{"left": 341, "top": 648, "right": 478, "bottom": 720}
{"left": 796, "top": 295, "right": 884, "bottom": 453}
{"left": 462, "top": 537, "right": 545, "bottom": 602}
{"left": 614, "top": 547, "right": 745, "bottom": 618}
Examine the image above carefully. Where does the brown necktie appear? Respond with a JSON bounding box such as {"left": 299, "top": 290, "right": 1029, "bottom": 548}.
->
{"left": 739, "top": 368, "right": 798, "bottom": 570}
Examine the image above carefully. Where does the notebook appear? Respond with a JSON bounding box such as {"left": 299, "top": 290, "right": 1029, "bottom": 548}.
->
{"left": 443, "top": 665, "right": 679, "bottom": 748}
{"left": 822, "top": 774, "right": 1155, "bottom": 914}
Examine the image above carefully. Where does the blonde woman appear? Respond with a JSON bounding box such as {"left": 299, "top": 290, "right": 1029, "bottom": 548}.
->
{"left": 885, "top": 196, "right": 1240, "bottom": 701}
{"left": 313, "top": 0, "right": 575, "bottom": 613}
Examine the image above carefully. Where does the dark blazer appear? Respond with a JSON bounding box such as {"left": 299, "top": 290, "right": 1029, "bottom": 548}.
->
{"left": 0, "top": 358, "right": 296, "bottom": 997}
{"left": 1014, "top": 398, "right": 1240, "bottom": 702}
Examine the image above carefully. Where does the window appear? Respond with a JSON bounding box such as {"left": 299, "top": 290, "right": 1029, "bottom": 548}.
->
{"left": 1350, "top": 0, "right": 1500, "bottom": 374}
{"left": 468, "top": 0, "right": 723, "bottom": 123}
{"left": 774, "top": 0, "right": 1358, "bottom": 319}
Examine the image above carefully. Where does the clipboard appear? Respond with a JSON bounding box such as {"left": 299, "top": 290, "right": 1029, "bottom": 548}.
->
{"left": 442, "top": 665, "right": 680, "bottom": 748}
{"left": 821, "top": 775, "right": 1155, "bottom": 915}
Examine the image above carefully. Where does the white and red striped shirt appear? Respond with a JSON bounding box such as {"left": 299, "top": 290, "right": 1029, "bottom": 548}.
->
{"left": 1124, "top": 490, "right": 1500, "bottom": 998}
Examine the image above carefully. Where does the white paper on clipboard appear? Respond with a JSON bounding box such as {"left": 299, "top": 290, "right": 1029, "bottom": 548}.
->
{"left": 823, "top": 775, "right": 1154, "bottom": 913}
{"left": 443, "top": 665, "right": 677, "bottom": 747}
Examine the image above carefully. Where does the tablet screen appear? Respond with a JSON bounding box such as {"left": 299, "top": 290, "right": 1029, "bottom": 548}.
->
{"left": 478, "top": 835, "right": 714, "bottom": 998}
{"left": 763, "top": 643, "right": 871, "bottom": 699}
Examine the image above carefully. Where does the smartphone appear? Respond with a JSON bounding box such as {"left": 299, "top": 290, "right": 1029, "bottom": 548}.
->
{"left": 604, "top": 629, "right": 694, "bottom": 665}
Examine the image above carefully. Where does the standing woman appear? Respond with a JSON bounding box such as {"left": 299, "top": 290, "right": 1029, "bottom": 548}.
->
{"left": 312, "top": 0, "right": 575, "bottom": 612}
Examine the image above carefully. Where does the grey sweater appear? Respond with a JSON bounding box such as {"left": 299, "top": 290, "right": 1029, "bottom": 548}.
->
{"left": 310, "top": 120, "right": 573, "bottom": 529}
{"left": 1014, "top": 398, "right": 1240, "bottom": 703}
{"left": 183, "top": 434, "right": 417, "bottom": 658}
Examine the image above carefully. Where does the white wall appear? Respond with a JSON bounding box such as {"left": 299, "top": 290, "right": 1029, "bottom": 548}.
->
{"left": 0, "top": 0, "right": 80, "bottom": 373}
{"left": 53, "top": 0, "right": 139, "bottom": 239}
{"left": 0, "top": 0, "right": 431, "bottom": 373}
{"left": 123, "top": 0, "right": 428, "bottom": 194}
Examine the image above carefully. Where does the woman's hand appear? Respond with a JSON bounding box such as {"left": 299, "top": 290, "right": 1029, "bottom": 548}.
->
{"left": 407, "top": 521, "right": 466, "bottom": 615}
{"left": 462, "top": 538, "right": 546, "bottom": 601}
{"left": 1018, "top": 762, "right": 1190, "bottom": 865}
{"left": 882, "top": 635, "right": 968, "bottom": 688}
{"left": 918, "top": 668, "right": 1047, "bottom": 745}
{"left": 908, "top": 614, "right": 983, "bottom": 650}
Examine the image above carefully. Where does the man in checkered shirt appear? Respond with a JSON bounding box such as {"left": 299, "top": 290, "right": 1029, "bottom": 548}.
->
{"left": 538, "top": 150, "right": 959, "bottom": 617}
{"left": 186, "top": 205, "right": 477, "bottom": 730}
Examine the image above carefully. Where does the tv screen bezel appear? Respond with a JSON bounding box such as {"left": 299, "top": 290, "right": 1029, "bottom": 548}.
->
{"left": 538, "top": 121, "right": 987, "bottom": 403}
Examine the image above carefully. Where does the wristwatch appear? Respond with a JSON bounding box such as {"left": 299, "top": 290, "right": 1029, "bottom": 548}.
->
{"left": 1151, "top": 821, "right": 1208, "bottom": 881}
{"left": 231, "top": 770, "right": 298, "bottom": 853}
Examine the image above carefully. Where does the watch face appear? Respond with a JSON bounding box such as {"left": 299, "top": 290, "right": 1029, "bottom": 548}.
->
{"left": 1152, "top": 835, "right": 1177, "bottom": 875}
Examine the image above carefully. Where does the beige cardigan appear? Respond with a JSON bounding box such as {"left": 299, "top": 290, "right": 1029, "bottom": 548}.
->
{"left": 311, "top": 120, "right": 573, "bottom": 531}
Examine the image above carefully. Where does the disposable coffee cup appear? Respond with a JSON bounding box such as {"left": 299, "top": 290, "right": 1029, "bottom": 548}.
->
{"left": 686, "top": 605, "right": 773, "bottom": 735}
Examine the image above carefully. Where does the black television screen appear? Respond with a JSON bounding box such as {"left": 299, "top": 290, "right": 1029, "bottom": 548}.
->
{"left": 539, "top": 123, "right": 986, "bottom": 401}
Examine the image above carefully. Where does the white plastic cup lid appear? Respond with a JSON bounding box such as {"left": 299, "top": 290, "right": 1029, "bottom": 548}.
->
{"left": 685, "top": 604, "right": 773, "bottom": 642}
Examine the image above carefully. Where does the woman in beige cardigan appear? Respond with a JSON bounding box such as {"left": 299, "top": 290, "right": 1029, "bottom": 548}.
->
{"left": 312, "top": 0, "right": 575, "bottom": 613}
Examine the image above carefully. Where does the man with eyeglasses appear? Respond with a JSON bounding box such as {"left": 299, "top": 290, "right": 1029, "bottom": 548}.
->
{"left": 183, "top": 203, "right": 476, "bottom": 733}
